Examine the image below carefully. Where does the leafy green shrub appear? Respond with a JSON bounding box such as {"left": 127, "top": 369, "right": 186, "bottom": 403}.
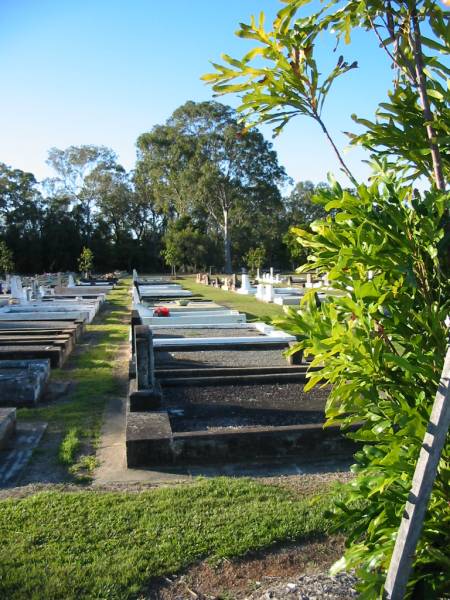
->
{"left": 274, "top": 175, "right": 450, "bottom": 598}
{"left": 244, "top": 246, "right": 266, "bottom": 275}
{"left": 78, "top": 247, "right": 94, "bottom": 278}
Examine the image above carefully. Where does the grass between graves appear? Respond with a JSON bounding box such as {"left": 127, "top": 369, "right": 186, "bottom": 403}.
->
{"left": 177, "top": 276, "right": 285, "bottom": 321}
{"left": 17, "top": 280, "right": 131, "bottom": 478}
{"left": 0, "top": 477, "right": 342, "bottom": 600}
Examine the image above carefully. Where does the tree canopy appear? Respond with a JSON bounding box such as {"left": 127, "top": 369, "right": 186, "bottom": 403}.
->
{"left": 136, "top": 101, "right": 289, "bottom": 272}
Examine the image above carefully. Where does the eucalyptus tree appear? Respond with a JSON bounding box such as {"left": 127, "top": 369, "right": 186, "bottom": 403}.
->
{"left": 89, "top": 164, "right": 133, "bottom": 245}
{"left": 284, "top": 181, "right": 328, "bottom": 226}
{"left": 0, "top": 162, "right": 43, "bottom": 229}
{"left": 204, "top": 1, "right": 449, "bottom": 597}
{"left": 136, "top": 101, "right": 287, "bottom": 272}
{"left": 0, "top": 162, "right": 45, "bottom": 272}
{"left": 46, "top": 145, "right": 118, "bottom": 241}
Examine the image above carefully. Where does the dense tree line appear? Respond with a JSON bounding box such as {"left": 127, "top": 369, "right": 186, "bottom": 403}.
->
{"left": 0, "top": 101, "right": 326, "bottom": 274}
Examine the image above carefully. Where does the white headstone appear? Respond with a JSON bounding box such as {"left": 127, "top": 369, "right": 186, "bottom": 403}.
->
{"left": 132, "top": 269, "right": 138, "bottom": 282}
{"left": 264, "top": 284, "right": 274, "bottom": 302}
{"left": 10, "top": 276, "right": 23, "bottom": 300}
{"left": 256, "top": 283, "right": 265, "bottom": 300}
{"left": 240, "top": 274, "right": 252, "bottom": 292}
{"left": 68, "top": 274, "right": 76, "bottom": 288}
{"left": 270, "top": 267, "right": 274, "bottom": 279}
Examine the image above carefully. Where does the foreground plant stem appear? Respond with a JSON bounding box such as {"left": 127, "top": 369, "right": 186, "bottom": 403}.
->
{"left": 314, "top": 112, "right": 358, "bottom": 187}
{"left": 410, "top": 9, "right": 446, "bottom": 192}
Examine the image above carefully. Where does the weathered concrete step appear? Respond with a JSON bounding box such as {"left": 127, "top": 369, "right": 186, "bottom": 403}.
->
{"left": 160, "top": 372, "right": 311, "bottom": 386}
{"left": 0, "top": 346, "right": 63, "bottom": 368}
{"left": 154, "top": 341, "right": 289, "bottom": 351}
{"left": 0, "top": 328, "right": 76, "bottom": 337}
{"left": 0, "top": 337, "right": 72, "bottom": 361}
{"left": 155, "top": 365, "right": 318, "bottom": 378}
{"left": 0, "top": 408, "right": 16, "bottom": 449}
{"left": 0, "top": 312, "right": 90, "bottom": 322}
{"left": 0, "top": 320, "right": 84, "bottom": 339}
{"left": 0, "top": 335, "right": 73, "bottom": 347}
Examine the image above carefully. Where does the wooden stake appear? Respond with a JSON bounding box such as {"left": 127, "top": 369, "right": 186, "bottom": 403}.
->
{"left": 384, "top": 346, "right": 450, "bottom": 599}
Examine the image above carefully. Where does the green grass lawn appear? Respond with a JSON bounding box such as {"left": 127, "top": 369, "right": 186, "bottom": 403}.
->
{"left": 178, "top": 276, "right": 285, "bottom": 321}
{"left": 18, "top": 280, "right": 131, "bottom": 478}
{"left": 0, "top": 478, "right": 339, "bottom": 600}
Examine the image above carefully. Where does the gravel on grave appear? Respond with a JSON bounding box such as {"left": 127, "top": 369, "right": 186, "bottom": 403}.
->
{"left": 246, "top": 572, "right": 358, "bottom": 599}
{"left": 156, "top": 348, "right": 290, "bottom": 368}
{"left": 164, "top": 382, "right": 328, "bottom": 432}
{"left": 153, "top": 327, "right": 265, "bottom": 338}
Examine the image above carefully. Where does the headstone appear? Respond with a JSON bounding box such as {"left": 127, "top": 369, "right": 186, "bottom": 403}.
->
{"left": 256, "top": 283, "right": 265, "bottom": 300}
{"left": 32, "top": 279, "right": 40, "bottom": 299}
{"left": 132, "top": 269, "right": 138, "bottom": 282}
{"left": 270, "top": 267, "right": 274, "bottom": 280}
{"left": 242, "top": 273, "right": 251, "bottom": 291}
{"left": 256, "top": 267, "right": 260, "bottom": 280}
{"left": 10, "top": 276, "right": 27, "bottom": 303}
{"left": 264, "top": 284, "right": 274, "bottom": 302}
{"left": 68, "top": 274, "right": 76, "bottom": 288}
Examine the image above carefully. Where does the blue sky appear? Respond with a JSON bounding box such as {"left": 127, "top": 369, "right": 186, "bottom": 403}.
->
{"left": 0, "top": 0, "right": 394, "bottom": 187}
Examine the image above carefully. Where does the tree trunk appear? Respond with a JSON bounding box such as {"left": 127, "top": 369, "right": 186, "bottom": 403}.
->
{"left": 223, "top": 208, "right": 232, "bottom": 274}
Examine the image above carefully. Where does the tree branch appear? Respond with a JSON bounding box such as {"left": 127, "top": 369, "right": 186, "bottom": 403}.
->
{"left": 313, "top": 113, "right": 358, "bottom": 187}
{"left": 409, "top": 8, "right": 446, "bottom": 191}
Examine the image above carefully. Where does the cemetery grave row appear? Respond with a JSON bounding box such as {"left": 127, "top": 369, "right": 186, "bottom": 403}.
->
{"left": 126, "top": 271, "right": 356, "bottom": 467}
{"left": 196, "top": 268, "right": 338, "bottom": 306}
{"left": 0, "top": 273, "right": 116, "bottom": 483}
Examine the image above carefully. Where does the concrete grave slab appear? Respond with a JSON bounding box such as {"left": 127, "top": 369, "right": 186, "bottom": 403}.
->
{"left": 0, "top": 421, "right": 47, "bottom": 486}
{"left": 0, "top": 407, "right": 16, "bottom": 449}
{"left": 0, "top": 320, "right": 84, "bottom": 339}
{"left": 152, "top": 322, "right": 295, "bottom": 350}
{"left": 0, "top": 359, "right": 50, "bottom": 406}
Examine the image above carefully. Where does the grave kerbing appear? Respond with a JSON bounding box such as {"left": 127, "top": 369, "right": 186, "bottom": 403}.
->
{"left": 129, "top": 324, "right": 162, "bottom": 411}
